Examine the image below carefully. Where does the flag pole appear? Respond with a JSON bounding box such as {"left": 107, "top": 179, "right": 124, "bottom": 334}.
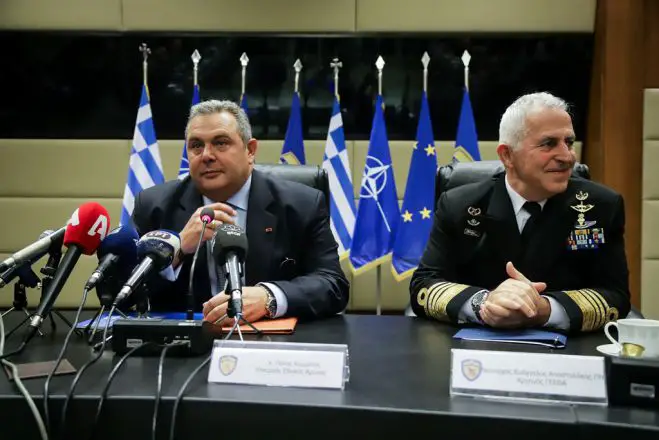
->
{"left": 422, "top": 51, "right": 430, "bottom": 93}
{"left": 462, "top": 50, "right": 471, "bottom": 92}
{"left": 375, "top": 55, "right": 386, "bottom": 316}
{"left": 240, "top": 52, "right": 249, "bottom": 100}
{"left": 192, "top": 49, "right": 201, "bottom": 87}
{"left": 293, "top": 58, "right": 303, "bottom": 94}
{"left": 139, "top": 43, "right": 150, "bottom": 88}
{"left": 331, "top": 57, "right": 342, "bottom": 100}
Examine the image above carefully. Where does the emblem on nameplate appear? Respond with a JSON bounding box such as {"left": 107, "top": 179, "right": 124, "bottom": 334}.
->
{"left": 461, "top": 359, "right": 482, "bottom": 381}
{"left": 570, "top": 191, "right": 596, "bottom": 229}
{"left": 219, "top": 355, "right": 238, "bottom": 376}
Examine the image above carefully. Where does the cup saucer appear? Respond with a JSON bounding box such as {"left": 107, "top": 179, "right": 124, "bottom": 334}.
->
{"left": 596, "top": 343, "right": 620, "bottom": 357}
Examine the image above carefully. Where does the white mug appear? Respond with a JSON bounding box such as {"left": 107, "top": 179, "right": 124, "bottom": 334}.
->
{"left": 604, "top": 318, "right": 659, "bottom": 358}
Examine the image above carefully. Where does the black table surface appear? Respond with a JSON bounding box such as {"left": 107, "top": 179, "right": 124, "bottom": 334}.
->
{"left": 0, "top": 311, "right": 658, "bottom": 439}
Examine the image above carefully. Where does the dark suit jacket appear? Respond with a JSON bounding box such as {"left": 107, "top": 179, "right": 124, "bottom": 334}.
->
{"left": 410, "top": 172, "right": 631, "bottom": 333}
{"left": 131, "top": 169, "right": 349, "bottom": 319}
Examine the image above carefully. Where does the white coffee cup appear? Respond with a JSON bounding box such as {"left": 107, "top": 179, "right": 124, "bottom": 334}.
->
{"left": 604, "top": 318, "right": 659, "bottom": 357}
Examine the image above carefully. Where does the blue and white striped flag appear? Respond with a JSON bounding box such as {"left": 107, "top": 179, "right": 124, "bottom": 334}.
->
{"left": 322, "top": 97, "right": 356, "bottom": 259}
{"left": 177, "top": 83, "right": 201, "bottom": 180}
{"left": 120, "top": 85, "right": 165, "bottom": 226}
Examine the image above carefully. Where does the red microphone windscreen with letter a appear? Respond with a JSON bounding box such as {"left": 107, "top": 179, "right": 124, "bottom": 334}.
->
{"left": 64, "top": 202, "right": 111, "bottom": 255}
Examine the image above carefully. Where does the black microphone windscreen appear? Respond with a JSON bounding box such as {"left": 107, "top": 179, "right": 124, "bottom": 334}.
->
{"left": 211, "top": 224, "right": 248, "bottom": 263}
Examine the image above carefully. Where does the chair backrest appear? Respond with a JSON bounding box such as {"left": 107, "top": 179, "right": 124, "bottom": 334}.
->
{"left": 434, "top": 160, "right": 591, "bottom": 210}
{"left": 254, "top": 163, "right": 330, "bottom": 210}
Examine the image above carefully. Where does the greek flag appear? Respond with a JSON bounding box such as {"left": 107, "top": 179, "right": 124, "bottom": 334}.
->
{"left": 120, "top": 85, "right": 165, "bottom": 226}
{"left": 177, "top": 83, "right": 201, "bottom": 180}
{"left": 452, "top": 88, "right": 480, "bottom": 162}
{"left": 280, "top": 92, "right": 306, "bottom": 165}
{"left": 322, "top": 97, "right": 356, "bottom": 259}
{"left": 350, "top": 94, "right": 400, "bottom": 274}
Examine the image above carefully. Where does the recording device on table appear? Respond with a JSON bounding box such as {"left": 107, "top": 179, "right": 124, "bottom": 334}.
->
{"left": 111, "top": 228, "right": 215, "bottom": 356}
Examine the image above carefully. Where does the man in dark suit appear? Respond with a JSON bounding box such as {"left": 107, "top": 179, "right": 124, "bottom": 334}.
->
{"left": 131, "top": 99, "right": 349, "bottom": 323}
{"left": 410, "top": 92, "right": 630, "bottom": 333}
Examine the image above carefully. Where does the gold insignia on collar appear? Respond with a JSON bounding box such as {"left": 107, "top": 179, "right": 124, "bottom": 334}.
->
{"left": 467, "top": 206, "right": 481, "bottom": 217}
{"left": 571, "top": 191, "right": 596, "bottom": 229}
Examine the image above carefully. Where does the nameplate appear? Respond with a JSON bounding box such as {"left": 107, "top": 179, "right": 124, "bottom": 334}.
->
{"left": 450, "top": 349, "right": 607, "bottom": 405}
{"left": 208, "top": 340, "right": 349, "bottom": 390}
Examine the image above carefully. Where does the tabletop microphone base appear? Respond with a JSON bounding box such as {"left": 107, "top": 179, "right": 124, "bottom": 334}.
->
{"left": 111, "top": 318, "right": 214, "bottom": 356}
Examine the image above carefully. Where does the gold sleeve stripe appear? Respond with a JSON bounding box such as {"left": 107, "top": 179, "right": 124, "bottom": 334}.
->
{"left": 421, "top": 281, "right": 470, "bottom": 322}
{"left": 565, "top": 290, "right": 596, "bottom": 331}
{"left": 585, "top": 288, "right": 619, "bottom": 323}
{"left": 564, "top": 289, "right": 619, "bottom": 332}
{"left": 581, "top": 289, "right": 607, "bottom": 330}
{"left": 576, "top": 289, "right": 603, "bottom": 330}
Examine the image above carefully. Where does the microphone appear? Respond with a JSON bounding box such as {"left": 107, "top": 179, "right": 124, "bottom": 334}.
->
{"left": 114, "top": 230, "right": 181, "bottom": 306}
{"left": 186, "top": 207, "right": 215, "bottom": 320}
{"left": 0, "top": 227, "right": 66, "bottom": 273}
{"left": 25, "top": 202, "right": 110, "bottom": 343}
{"left": 85, "top": 225, "right": 139, "bottom": 291}
{"left": 0, "top": 230, "right": 62, "bottom": 288}
{"left": 211, "top": 224, "right": 248, "bottom": 317}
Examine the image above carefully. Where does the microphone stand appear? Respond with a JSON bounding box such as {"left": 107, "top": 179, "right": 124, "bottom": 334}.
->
{"left": 39, "top": 248, "right": 77, "bottom": 334}
{"left": 1, "top": 272, "right": 44, "bottom": 339}
{"left": 215, "top": 263, "right": 261, "bottom": 340}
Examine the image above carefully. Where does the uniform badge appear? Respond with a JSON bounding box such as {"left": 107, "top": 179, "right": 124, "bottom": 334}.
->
{"left": 219, "top": 355, "right": 238, "bottom": 376}
{"left": 464, "top": 206, "right": 482, "bottom": 237}
{"left": 570, "top": 191, "right": 597, "bottom": 229}
{"left": 567, "top": 227, "right": 606, "bottom": 250}
{"left": 461, "top": 359, "right": 482, "bottom": 381}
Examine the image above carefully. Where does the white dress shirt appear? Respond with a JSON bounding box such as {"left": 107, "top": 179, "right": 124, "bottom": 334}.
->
{"left": 160, "top": 173, "right": 288, "bottom": 318}
{"left": 457, "top": 175, "right": 570, "bottom": 330}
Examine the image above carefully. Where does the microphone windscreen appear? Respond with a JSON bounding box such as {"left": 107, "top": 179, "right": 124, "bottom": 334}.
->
{"left": 64, "top": 202, "right": 111, "bottom": 255}
{"left": 200, "top": 207, "right": 214, "bottom": 224}
{"left": 136, "top": 230, "right": 181, "bottom": 268}
{"left": 212, "top": 224, "right": 248, "bottom": 262}
{"left": 98, "top": 225, "right": 139, "bottom": 266}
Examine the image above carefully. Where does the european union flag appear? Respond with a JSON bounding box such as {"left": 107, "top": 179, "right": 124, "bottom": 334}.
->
{"left": 240, "top": 92, "right": 248, "bottom": 115}
{"left": 350, "top": 95, "right": 400, "bottom": 274}
{"left": 453, "top": 88, "right": 480, "bottom": 162}
{"left": 120, "top": 85, "right": 165, "bottom": 226}
{"left": 392, "top": 91, "right": 437, "bottom": 280}
{"left": 177, "top": 83, "right": 201, "bottom": 180}
{"left": 280, "top": 92, "right": 306, "bottom": 165}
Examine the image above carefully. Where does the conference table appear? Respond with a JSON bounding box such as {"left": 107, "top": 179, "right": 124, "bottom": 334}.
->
{"left": 0, "top": 311, "right": 658, "bottom": 439}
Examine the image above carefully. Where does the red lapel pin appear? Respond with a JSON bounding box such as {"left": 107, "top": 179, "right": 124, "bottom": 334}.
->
{"left": 265, "top": 227, "right": 273, "bottom": 233}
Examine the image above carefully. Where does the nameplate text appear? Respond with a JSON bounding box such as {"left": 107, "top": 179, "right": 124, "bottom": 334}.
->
{"left": 450, "top": 349, "right": 607, "bottom": 405}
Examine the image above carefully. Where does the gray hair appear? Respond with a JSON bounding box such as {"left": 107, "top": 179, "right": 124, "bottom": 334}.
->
{"left": 186, "top": 99, "right": 252, "bottom": 146}
{"left": 498, "top": 92, "right": 569, "bottom": 150}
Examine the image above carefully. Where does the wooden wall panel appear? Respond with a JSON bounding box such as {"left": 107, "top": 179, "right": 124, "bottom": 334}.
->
{"left": 586, "top": 0, "right": 644, "bottom": 308}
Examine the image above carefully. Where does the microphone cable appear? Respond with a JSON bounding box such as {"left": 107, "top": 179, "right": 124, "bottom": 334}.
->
{"left": 43, "top": 286, "right": 91, "bottom": 435}
{"left": 59, "top": 305, "right": 116, "bottom": 440}
{"left": 152, "top": 342, "right": 185, "bottom": 440}
{"left": 0, "top": 307, "right": 48, "bottom": 440}
{"left": 88, "top": 341, "right": 158, "bottom": 440}
{"left": 168, "top": 324, "right": 241, "bottom": 440}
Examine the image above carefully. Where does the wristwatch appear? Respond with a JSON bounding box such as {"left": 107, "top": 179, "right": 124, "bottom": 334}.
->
{"left": 471, "top": 289, "right": 489, "bottom": 323}
{"left": 259, "top": 283, "right": 277, "bottom": 318}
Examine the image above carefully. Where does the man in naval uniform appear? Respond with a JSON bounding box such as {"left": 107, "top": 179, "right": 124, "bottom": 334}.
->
{"left": 410, "top": 92, "right": 630, "bottom": 333}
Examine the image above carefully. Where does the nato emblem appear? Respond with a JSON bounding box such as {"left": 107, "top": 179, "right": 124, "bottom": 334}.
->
{"left": 219, "top": 355, "right": 238, "bottom": 376}
{"left": 461, "top": 359, "right": 482, "bottom": 381}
